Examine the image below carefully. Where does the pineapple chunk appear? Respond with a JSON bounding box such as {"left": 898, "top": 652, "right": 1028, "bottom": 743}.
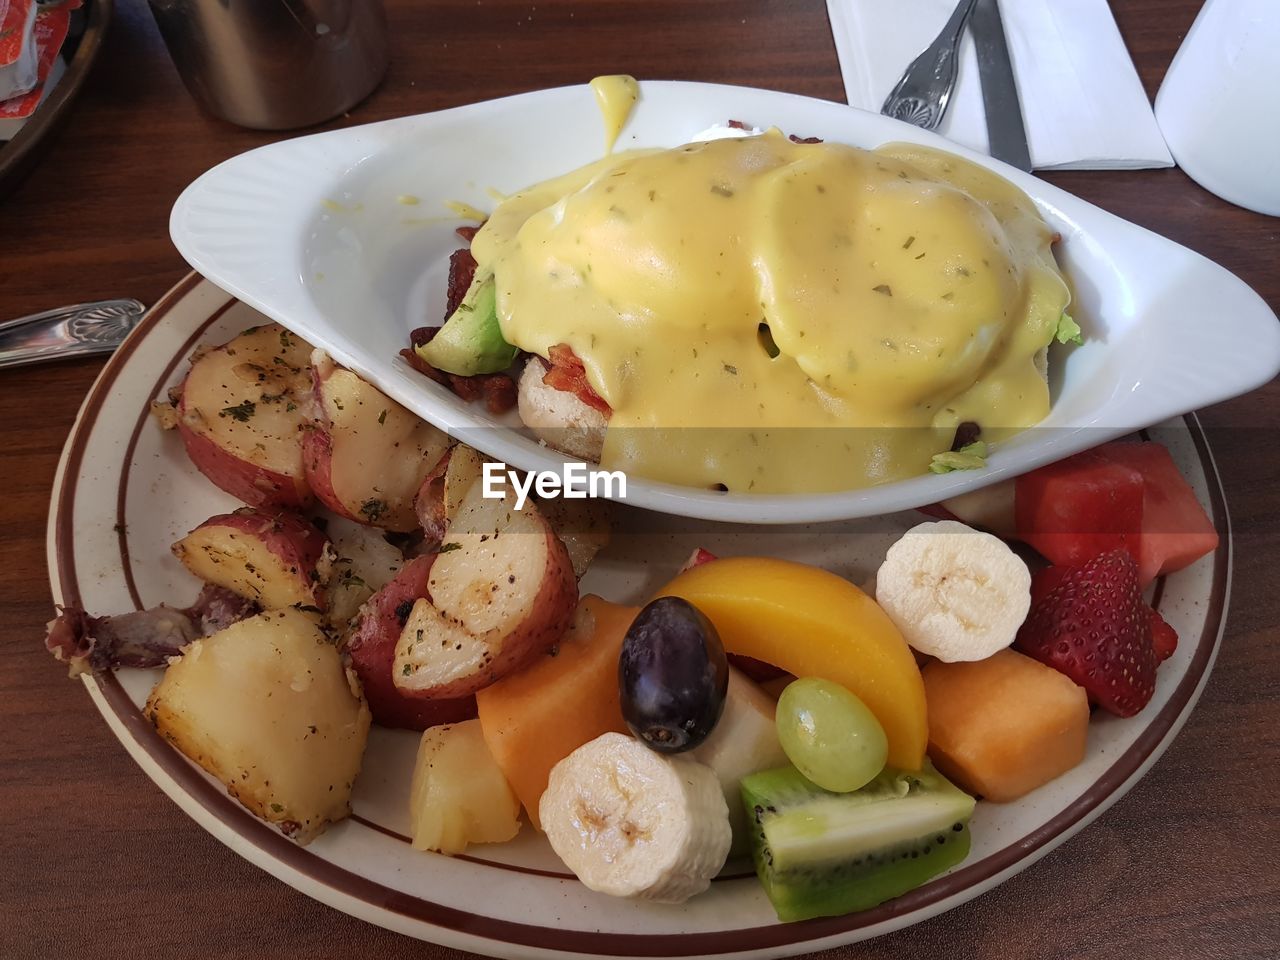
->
{"left": 409, "top": 719, "right": 522, "bottom": 854}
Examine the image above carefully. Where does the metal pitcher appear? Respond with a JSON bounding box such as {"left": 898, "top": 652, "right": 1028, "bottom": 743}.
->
{"left": 148, "top": 0, "right": 389, "bottom": 130}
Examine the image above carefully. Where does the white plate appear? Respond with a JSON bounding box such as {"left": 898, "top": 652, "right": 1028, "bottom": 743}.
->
{"left": 168, "top": 80, "right": 1280, "bottom": 525}
{"left": 49, "top": 275, "right": 1233, "bottom": 959}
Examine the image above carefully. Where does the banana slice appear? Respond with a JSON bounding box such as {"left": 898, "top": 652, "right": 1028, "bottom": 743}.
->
{"left": 691, "top": 668, "right": 789, "bottom": 856}
{"left": 875, "top": 519, "right": 1030, "bottom": 662}
{"left": 540, "top": 732, "right": 732, "bottom": 903}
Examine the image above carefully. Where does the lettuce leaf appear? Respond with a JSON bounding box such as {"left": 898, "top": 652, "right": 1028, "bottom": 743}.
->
{"left": 930, "top": 440, "right": 988, "bottom": 474}
{"left": 1055, "top": 311, "right": 1083, "bottom": 346}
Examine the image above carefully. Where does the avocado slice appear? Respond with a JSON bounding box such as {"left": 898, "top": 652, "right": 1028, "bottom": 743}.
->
{"left": 416, "top": 272, "right": 518, "bottom": 375}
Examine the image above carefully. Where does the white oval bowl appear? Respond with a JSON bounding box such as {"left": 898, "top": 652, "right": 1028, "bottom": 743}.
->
{"left": 170, "top": 81, "right": 1280, "bottom": 524}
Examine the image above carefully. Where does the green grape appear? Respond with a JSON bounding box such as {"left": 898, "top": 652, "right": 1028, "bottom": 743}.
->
{"left": 775, "top": 677, "right": 888, "bottom": 793}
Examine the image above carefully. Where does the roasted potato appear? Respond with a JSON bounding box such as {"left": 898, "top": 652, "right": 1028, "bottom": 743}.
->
{"left": 172, "top": 508, "right": 332, "bottom": 610}
{"left": 414, "top": 442, "right": 609, "bottom": 578}
{"left": 414, "top": 443, "right": 486, "bottom": 542}
{"left": 146, "top": 608, "right": 370, "bottom": 843}
{"left": 393, "top": 483, "right": 577, "bottom": 699}
{"left": 303, "top": 351, "right": 453, "bottom": 532}
{"left": 536, "top": 494, "right": 612, "bottom": 579}
{"left": 344, "top": 556, "right": 479, "bottom": 730}
{"left": 176, "top": 324, "right": 315, "bottom": 509}
{"left": 325, "top": 515, "right": 406, "bottom": 630}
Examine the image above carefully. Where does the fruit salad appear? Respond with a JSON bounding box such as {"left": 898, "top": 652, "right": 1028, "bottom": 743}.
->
{"left": 45, "top": 322, "right": 1219, "bottom": 923}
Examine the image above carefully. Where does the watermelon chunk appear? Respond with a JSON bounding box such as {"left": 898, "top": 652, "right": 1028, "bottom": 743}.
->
{"left": 1014, "top": 442, "right": 1219, "bottom": 586}
{"left": 1094, "top": 441, "right": 1219, "bottom": 584}
{"left": 1015, "top": 451, "right": 1145, "bottom": 571}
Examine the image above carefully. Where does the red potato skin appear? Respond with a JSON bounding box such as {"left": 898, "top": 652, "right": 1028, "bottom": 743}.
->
{"left": 176, "top": 507, "right": 331, "bottom": 608}
{"left": 177, "top": 387, "right": 311, "bottom": 510}
{"left": 301, "top": 426, "right": 363, "bottom": 524}
{"left": 411, "top": 525, "right": 579, "bottom": 700}
{"left": 303, "top": 360, "right": 449, "bottom": 532}
{"left": 193, "top": 507, "right": 328, "bottom": 556}
{"left": 346, "top": 556, "right": 478, "bottom": 729}
{"left": 301, "top": 362, "right": 361, "bottom": 523}
{"left": 412, "top": 448, "right": 450, "bottom": 543}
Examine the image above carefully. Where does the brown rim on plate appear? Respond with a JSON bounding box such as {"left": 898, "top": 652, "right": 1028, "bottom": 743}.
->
{"left": 345, "top": 813, "right": 761, "bottom": 883}
{"left": 0, "top": 0, "right": 113, "bottom": 201}
{"left": 51, "top": 274, "right": 1231, "bottom": 956}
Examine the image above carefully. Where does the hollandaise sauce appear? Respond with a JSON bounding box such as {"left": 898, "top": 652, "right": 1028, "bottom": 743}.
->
{"left": 590, "top": 75, "right": 640, "bottom": 153}
{"left": 445, "top": 199, "right": 489, "bottom": 222}
{"left": 471, "top": 130, "right": 1070, "bottom": 493}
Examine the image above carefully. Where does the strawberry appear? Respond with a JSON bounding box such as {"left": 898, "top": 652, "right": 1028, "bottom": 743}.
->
{"left": 678, "top": 546, "right": 718, "bottom": 574}
{"left": 1015, "top": 549, "right": 1158, "bottom": 718}
{"left": 1148, "top": 606, "right": 1178, "bottom": 662}
{"left": 1029, "top": 564, "right": 1070, "bottom": 608}
{"left": 1032, "top": 562, "right": 1178, "bottom": 665}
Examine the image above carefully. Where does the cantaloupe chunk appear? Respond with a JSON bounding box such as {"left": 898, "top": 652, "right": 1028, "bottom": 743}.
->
{"left": 475, "top": 596, "right": 638, "bottom": 828}
{"left": 923, "top": 649, "right": 1089, "bottom": 802}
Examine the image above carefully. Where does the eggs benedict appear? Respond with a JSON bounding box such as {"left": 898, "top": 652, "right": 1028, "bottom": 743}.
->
{"left": 417, "top": 129, "right": 1073, "bottom": 494}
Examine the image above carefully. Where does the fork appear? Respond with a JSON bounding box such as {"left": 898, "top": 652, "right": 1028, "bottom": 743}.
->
{"left": 0, "top": 299, "right": 146, "bottom": 369}
{"left": 880, "top": 0, "right": 978, "bottom": 130}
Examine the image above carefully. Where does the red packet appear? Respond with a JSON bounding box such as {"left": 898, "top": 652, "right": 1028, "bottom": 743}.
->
{"left": 0, "top": 0, "right": 39, "bottom": 101}
{"left": 0, "top": 1, "right": 74, "bottom": 125}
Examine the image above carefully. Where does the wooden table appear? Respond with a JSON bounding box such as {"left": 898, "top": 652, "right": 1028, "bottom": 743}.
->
{"left": 3, "top": 1, "right": 1276, "bottom": 957}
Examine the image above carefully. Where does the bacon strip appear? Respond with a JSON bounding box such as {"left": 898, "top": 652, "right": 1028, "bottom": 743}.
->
{"left": 400, "top": 345, "right": 517, "bottom": 415}
{"left": 445, "top": 247, "right": 478, "bottom": 317}
{"left": 46, "top": 584, "right": 258, "bottom": 677}
{"left": 542, "top": 344, "right": 612, "bottom": 414}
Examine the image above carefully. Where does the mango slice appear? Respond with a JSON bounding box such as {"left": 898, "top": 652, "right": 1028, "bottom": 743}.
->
{"left": 659, "top": 557, "right": 927, "bottom": 770}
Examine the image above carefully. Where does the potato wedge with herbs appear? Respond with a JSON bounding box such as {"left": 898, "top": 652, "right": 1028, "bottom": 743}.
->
{"left": 175, "top": 324, "right": 316, "bottom": 510}
{"left": 146, "top": 607, "right": 370, "bottom": 843}
{"left": 171, "top": 507, "right": 333, "bottom": 611}
{"left": 393, "top": 483, "right": 577, "bottom": 700}
{"left": 303, "top": 350, "right": 453, "bottom": 532}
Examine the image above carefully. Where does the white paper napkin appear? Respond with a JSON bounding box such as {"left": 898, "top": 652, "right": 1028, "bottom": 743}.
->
{"left": 827, "top": 0, "right": 1173, "bottom": 170}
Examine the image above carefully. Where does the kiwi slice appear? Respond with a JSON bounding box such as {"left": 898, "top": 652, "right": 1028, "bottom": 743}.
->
{"left": 741, "top": 763, "right": 975, "bottom": 922}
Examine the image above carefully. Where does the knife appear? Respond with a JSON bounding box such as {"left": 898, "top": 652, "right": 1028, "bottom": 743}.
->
{"left": 970, "top": 0, "right": 1032, "bottom": 171}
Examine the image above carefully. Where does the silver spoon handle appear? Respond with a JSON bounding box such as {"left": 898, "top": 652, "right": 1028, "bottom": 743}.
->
{"left": 0, "top": 299, "right": 147, "bottom": 370}
{"left": 881, "top": 0, "right": 978, "bottom": 130}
